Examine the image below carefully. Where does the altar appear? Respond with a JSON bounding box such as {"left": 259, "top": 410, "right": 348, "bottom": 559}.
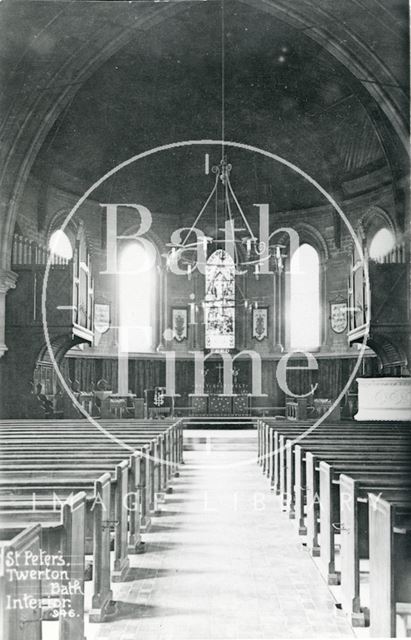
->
{"left": 190, "top": 394, "right": 251, "bottom": 416}
{"left": 188, "top": 360, "right": 254, "bottom": 416}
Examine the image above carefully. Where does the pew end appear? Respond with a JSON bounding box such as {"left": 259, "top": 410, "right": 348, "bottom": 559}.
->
{"left": 369, "top": 495, "right": 411, "bottom": 637}
{"left": 0, "top": 524, "right": 42, "bottom": 640}
{"left": 111, "top": 461, "right": 131, "bottom": 583}
{"left": 89, "top": 472, "right": 116, "bottom": 623}
{"left": 0, "top": 491, "right": 87, "bottom": 640}
{"left": 396, "top": 602, "right": 411, "bottom": 638}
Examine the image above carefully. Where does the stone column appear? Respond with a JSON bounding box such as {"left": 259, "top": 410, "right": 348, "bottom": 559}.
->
{"left": 273, "top": 271, "right": 284, "bottom": 352}
{"left": 0, "top": 269, "right": 18, "bottom": 358}
{"left": 320, "top": 260, "right": 328, "bottom": 351}
{"left": 399, "top": 175, "right": 411, "bottom": 374}
{"left": 156, "top": 263, "right": 165, "bottom": 351}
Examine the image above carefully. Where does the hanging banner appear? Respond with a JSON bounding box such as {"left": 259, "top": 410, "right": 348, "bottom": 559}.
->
{"left": 252, "top": 307, "right": 268, "bottom": 341}
{"left": 172, "top": 307, "right": 188, "bottom": 342}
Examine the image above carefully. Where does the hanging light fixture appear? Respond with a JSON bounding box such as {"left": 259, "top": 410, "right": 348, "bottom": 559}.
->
{"left": 162, "top": 0, "right": 287, "bottom": 327}
{"left": 164, "top": 154, "right": 287, "bottom": 279}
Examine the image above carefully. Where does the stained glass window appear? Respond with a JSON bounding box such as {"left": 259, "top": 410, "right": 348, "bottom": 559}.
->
{"left": 205, "top": 249, "right": 235, "bottom": 350}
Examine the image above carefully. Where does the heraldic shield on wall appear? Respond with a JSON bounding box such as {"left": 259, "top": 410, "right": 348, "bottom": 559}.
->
{"left": 330, "top": 301, "right": 348, "bottom": 334}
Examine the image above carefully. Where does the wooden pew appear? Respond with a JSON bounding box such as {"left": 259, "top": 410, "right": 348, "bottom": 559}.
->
{"left": 1, "top": 471, "right": 114, "bottom": 616}
{"left": 257, "top": 420, "right": 411, "bottom": 536}
{"left": 256, "top": 418, "right": 411, "bottom": 634}
{"left": 258, "top": 418, "right": 394, "bottom": 493}
{"left": 0, "top": 419, "right": 182, "bottom": 516}
{"left": 0, "top": 421, "right": 182, "bottom": 543}
{"left": 276, "top": 428, "right": 411, "bottom": 629}
{"left": 263, "top": 422, "right": 411, "bottom": 500}
{"left": 290, "top": 436, "right": 410, "bottom": 525}
{"left": 0, "top": 443, "right": 168, "bottom": 575}
{"left": 368, "top": 495, "right": 411, "bottom": 637}
{"left": 0, "top": 443, "right": 153, "bottom": 532}
{"left": 0, "top": 524, "right": 42, "bottom": 640}
{"left": 259, "top": 419, "right": 411, "bottom": 494}
{"left": 0, "top": 431, "right": 176, "bottom": 526}
{"left": 0, "top": 468, "right": 119, "bottom": 623}
{"left": 0, "top": 416, "right": 184, "bottom": 476}
{"left": 0, "top": 441, "right": 169, "bottom": 623}
{"left": 0, "top": 492, "right": 86, "bottom": 640}
{"left": 319, "top": 460, "right": 411, "bottom": 584}
{"left": 0, "top": 419, "right": 184, "bottom": 499}
{"left": 298, "top": 446, "right": 410, "bottom": 552}
{"left": 0, "top": 419, "right": 182, "bottom": 628}
{"left": 339, "top": 475, "right": 411, "bottom": 626}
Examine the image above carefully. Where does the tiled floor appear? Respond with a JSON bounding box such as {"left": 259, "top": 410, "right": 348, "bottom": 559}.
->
{"left": 88, "top": 430, "right": 355, "bottom": 640}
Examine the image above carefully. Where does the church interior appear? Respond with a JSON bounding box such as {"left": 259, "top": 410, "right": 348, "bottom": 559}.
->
{"left": 0, "top": 1, "right": 410, "bottom": 639}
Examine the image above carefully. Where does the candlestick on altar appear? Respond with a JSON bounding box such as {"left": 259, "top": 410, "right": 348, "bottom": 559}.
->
{"left": 189, "top": 302, "right": 196, "bottom": 325}
{"left": 246, "top": 238, "right": 252, "bottom": 257}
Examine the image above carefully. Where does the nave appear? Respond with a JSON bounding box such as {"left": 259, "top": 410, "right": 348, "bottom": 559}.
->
{"left": 87, "top": 430, "right": 354, "bottom": 640}
{"left": 1, "top": 417, "right": 410, "bottom": 640}
{"left": 0, "top": 2, "right": 409, "bottom": 639}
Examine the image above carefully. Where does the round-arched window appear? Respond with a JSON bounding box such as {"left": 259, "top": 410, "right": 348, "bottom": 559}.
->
{"left": 290, "top": 243, "right": 320, "bottom": 350}
{"left": 49, "top": 229, "right": 73, "bottom": 260}
{"left": 119, "top": 241, "right": 157, "bottom": 353}
{"left": 369, "top": 227, "right": 395, "bottom": 261}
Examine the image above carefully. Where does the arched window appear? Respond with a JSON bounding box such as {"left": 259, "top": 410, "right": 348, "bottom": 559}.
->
{"left": 119, "top": 241, "right": 156, "bottom": 353}
{"left": 205, "top": 249, "right": 235, "bottom": 350}
{"left": 290, "top": 243, "right": 320, "bottom": 350}
{"left": 49, "top": 229, "right": 73, "bottom": 260}
{"left": 369, "top": 227, "right": 395, "bottom": 261}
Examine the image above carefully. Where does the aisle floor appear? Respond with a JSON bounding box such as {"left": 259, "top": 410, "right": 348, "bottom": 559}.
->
{"left": 88, "top": 430, "right": 355, "bottom": 640}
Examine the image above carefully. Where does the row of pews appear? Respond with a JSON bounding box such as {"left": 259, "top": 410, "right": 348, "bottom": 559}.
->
{"left": 0, "top": 418, "right": 183, "bottom": 640}
{"left": 257, "top": 418, "right": 411, "bottom": 637}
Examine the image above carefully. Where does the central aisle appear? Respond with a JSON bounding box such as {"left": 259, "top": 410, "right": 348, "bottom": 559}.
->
{"left": 89, "top": 430, "right": 355, "bottom": 640}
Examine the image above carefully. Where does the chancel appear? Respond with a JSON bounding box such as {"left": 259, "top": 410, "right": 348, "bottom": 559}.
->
{"left": 0, "top": 1, "right": 410, "bottom": 639}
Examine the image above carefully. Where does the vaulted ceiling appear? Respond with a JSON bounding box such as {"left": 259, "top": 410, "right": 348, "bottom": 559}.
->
{"left": 0, "top": 0, "right": 409, "bottom": 259}
{"left": 31, "top": 1, "right": 389, "bottom": 213}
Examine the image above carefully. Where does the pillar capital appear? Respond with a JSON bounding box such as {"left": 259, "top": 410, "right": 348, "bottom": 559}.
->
{"left": 0, "top": 269, "right": 18, "bottom": 294}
